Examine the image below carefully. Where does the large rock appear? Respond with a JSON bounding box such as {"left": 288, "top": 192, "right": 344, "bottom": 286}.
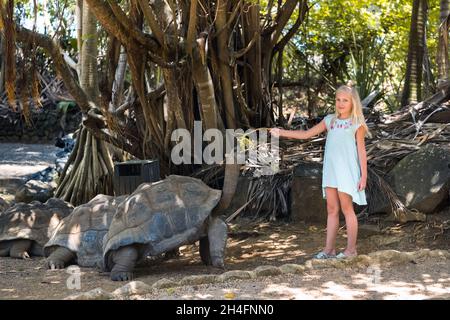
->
{"left": 372, "top": 144, "right": 450, "bottom": 214}
{"left": 15, "top": 180, "right": 57, "bottom": 203}
{"left": 291, "top": 163, "right": 328, "bottom": 223}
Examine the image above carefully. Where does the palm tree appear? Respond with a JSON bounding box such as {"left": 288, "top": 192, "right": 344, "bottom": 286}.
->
{"left": 401, "top": 0, "right": 428, "bottom": 106}
{"left": 437, "top": 0, "right": 450, "bottom": 88}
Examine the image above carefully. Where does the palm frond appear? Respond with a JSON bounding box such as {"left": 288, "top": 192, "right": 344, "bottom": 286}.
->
{"left": 367, "top": 167, "right": 426, "bottom": 223}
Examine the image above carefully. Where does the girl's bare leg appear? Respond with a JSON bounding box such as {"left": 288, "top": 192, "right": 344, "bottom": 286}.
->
{"left": 323, "top": 187, "right": 340, "bottom": 255}
{"left": 337, "top": 191, "right": 358, "bottom": 255}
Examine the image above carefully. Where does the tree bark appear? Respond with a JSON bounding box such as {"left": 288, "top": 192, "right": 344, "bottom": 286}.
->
{"left": 437, "top": 0, "right": 450, "bottom": 88}
{"left": 0, "top": 34, "right": 5, "bottom": 94}
{"left": 55, "top": 0, "right": 114, "bottom": 205}
{"left": 402, "top": 0, "right": 428, "bottom": 106}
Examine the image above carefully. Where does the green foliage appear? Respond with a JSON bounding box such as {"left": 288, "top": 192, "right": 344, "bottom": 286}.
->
{"left": 280, "top": 0, "right": 441, "bottom": 110}
{"left": 57, "top": 100, "right": 77, "bottom": 115}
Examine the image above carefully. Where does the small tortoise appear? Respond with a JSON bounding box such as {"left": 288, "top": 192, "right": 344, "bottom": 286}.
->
{"left": 44, "top": 194, "right": 127, "bottom": 269}
{"left": 103, "top": 175, "right": 226, "bottom": 281}
{"left": 0, "top": 198, "right": 73, "bottom": 259}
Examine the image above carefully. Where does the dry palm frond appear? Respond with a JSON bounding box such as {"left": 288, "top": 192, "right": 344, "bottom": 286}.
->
{"left": 19, "top": 42, "right": 33, "bottom": 126}
{"left": 367, "top": 167, "right": 425, "bottom": 223}
{"left": 243, "top": 172, "right": 293, "bottom": 221}
{"left": 191, "top": 164, "right": 224, "bottom": 187}
{"left": 235, "top": 128, "right": 281, "bottom": 177}
{"left": 104, "top": 102, "right": 126, "bottom": 139}
{"left": 2, "top": 0, "right": 17, "bottom": 110}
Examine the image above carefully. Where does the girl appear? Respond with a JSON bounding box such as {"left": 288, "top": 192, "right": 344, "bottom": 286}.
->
{"left": 271, "top": 82, "right": 370, "bottom": 259}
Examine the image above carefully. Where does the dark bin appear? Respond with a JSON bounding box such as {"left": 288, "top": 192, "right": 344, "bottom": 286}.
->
{"left": 113, "top": 160, "right": 160, "bottom": 195}
{"left": 291, "top": 162, "right": 328, "bottom": 224}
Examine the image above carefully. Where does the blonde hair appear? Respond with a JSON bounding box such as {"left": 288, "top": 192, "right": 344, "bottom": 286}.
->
{"left": 335, "top": 81, "right": 371, "bottom": 138}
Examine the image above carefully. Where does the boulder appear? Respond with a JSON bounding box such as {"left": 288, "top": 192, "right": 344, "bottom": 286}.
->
{"left": 371, "top": 144, "right": 450, "bottom": 214}
{"left": 15, "top": 179, "right": 57, "bottom": 203}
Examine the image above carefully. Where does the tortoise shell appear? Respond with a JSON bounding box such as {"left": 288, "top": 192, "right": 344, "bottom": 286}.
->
{"left": 44, "top": 194, "right": 127, "bottom": 267}
{"left": 0, "top": 198, "right": 73, "bottom": 247}
{"left": 103, "top": 175, "right": 221, "bottom": 269}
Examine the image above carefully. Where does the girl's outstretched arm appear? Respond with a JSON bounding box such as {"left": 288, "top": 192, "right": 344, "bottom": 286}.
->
{"left": 356, "top": 126, "right": 367, "bottom": 191}
{"left": 270, "top": 119, "right": 327, "bottom": 140}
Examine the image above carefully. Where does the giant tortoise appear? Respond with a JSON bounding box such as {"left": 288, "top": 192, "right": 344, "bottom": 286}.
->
{"left": 0, "top": 198, "right": 73, "bottom": 258}
{"left": 102, "top": 175, "right": 226, "bottom": 281}
{"left": 44, "top": 194, "right": 127, "bottom": 269}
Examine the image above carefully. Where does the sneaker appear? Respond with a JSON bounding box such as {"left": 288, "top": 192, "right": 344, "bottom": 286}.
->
{"left": 313, "top": 252, "right": 336, "bottom": 259}
{"left": 336, "top": 252, "right": 357, "bottom": 259}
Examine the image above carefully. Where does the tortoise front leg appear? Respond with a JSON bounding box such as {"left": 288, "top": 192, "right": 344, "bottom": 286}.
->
{"left": 47, "top": 247, "right": 76, "bottom": 269}
{"left": 110, "top": 245, "right": 138, "bottom": 281}
{"left": 10, "top": 239, "right": 33, "bottom": 259}
{"left": 206, "top": 217, "right": 227, "bottom": 268}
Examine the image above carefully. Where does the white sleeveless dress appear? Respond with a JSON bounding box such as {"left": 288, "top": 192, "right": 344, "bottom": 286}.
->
{"left": 322, "top": 114, "right": 367, "bottom": 205}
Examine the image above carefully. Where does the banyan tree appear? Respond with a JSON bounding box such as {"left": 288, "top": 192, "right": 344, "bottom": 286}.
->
{"left": 0, "top": 0, "right": 308, "bottom": 206}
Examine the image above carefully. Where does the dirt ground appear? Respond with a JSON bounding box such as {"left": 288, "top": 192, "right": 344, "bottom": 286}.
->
{"left": 0, "top": 200, "right": 449, "bottom": 300}
{"left": 140, "top": 257, "right": 450, "bottom": 300}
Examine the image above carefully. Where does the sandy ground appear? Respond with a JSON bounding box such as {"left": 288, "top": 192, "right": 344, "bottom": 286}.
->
{"left": 0, "top": 206, "right": 449, "bottom": 300}
{"left": 141, "top": 257, "right": 450, "bottom": 300}
{"left": 0, "top": 143, "right": 59, "bottom": 178}
{"left": 0, "top": 143, "right": 59, "bottom": 193}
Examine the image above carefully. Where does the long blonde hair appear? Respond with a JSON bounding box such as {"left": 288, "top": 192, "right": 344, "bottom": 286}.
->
{"left": 335, "top": 81, "right": 371, "bottom": 138}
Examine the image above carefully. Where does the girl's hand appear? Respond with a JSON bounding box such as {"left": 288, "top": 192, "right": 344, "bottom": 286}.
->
{"left": 270, "top": 128, "right": 283, "bottom": 138}
{"left": 358, "top": 176, "right": 367, "bottom": 191}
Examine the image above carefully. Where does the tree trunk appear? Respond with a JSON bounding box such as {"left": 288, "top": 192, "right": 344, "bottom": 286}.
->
{"left": 242, "top": 3, "right": 264, "bottom": 127}
{"left": 111, "top": 46, "right": 127, "bottom": 109}
{"left": 76, "top": 0, "right": 83, "bottom": 78}
{"left": 437, "top": 0, "right": 450, "bottom": 88}
{"left": 80, "top": 1, "right": 99, "bottom": 101}
{"left": 0, "top": 34, "right": 5, "bottom": 94}
{"left": 402, "top": 0, "right": 428, "bottom": 106}
{"left": 215, "top": 0, "right": 236, "bottom": 129}
{"left": 55, "top": 0, "right": 114, "bottom": 205}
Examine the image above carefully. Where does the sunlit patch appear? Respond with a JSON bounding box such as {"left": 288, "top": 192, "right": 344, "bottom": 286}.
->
{"left": 27, "top": 212, "right": 36, "bottom": 227}
{"left": 431, "top": 171, "right": 440, "bottom": 184}
{"left": 227, "top": 240, "right": 248, "bottom": 247}
{"left": 194, "top": 293, "right": 214, "bottom": 299}
{"left": 102, "top": 214, "right": 108, "bottom": 225}
{"left": 350, "top": 272, "right": 383, "bottom": 286}
{"left": 14, "top": 227, "right": 32, "bottom": 238}
{"left": 405, "top": 192, "right": 414, "bottom": 204}
{"left": 93, "top": 204, "right": 103, "bottom": 212}
{"left": 48, "top": 214, "right": 63, "bottom": 236}
{"left": 421, "top": 274, "right": 434, "bottom": 283}
{"left": 174, "top": 195, "right": 185, "bottom": 208}
{"left": 319, "top": 281, "right": 367, "bottom": 299}
{"left": 67, "top": 224, "right": 82, "bottom": 248}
